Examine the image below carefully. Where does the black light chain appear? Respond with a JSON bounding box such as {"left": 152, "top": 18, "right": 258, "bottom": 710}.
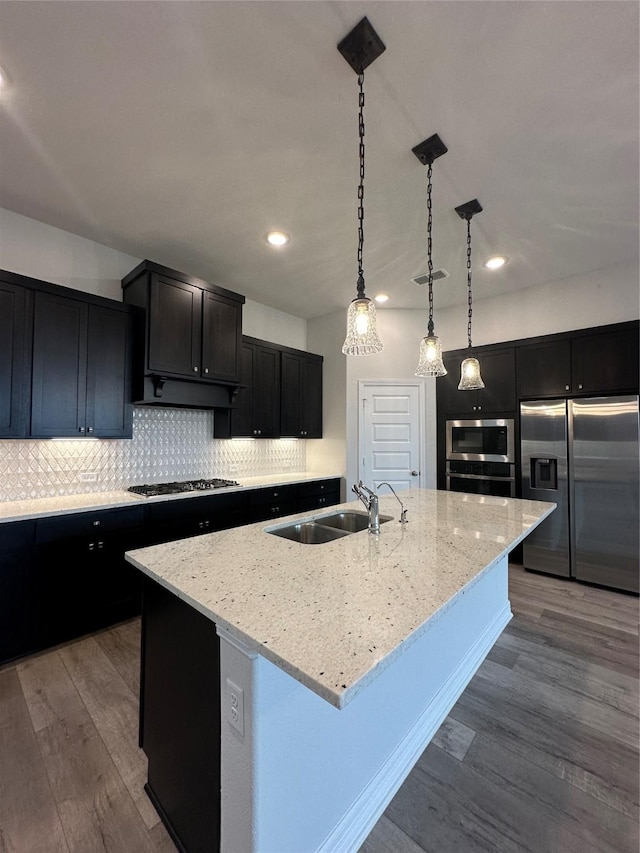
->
{"left": 466, "top": 216, "right": 473, "bottom": 349}
{"left": 356, "top": 71, "right": 366, "bottom": 299}
{"left": 426, "top": 160, "right": 434, "bottom": 335}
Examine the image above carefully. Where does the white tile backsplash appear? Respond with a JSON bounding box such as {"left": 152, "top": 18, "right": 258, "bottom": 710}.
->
{"left": 0, "top": 407, "right": 306, "bottom": 501}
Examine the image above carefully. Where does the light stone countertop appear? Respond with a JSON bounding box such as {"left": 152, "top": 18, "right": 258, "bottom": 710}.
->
{"left": 0, "top": 472, "right": 341, "bottom": 523}
{"left": 125, "top": 489, "right": 556, "bottom": 709}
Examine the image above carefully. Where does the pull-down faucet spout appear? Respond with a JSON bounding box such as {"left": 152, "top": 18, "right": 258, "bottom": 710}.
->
{"left": 352, "top": 481, "right": 408, "bottom": 533}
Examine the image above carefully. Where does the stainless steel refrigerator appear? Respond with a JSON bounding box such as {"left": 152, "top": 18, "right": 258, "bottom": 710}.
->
{"left": 520, "top": 395, "right": 639, "bottom": 593}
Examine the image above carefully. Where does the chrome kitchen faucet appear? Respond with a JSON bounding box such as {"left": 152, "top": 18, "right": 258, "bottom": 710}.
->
{"left": 352, "top": 481, "right": 408, "bottom": 533}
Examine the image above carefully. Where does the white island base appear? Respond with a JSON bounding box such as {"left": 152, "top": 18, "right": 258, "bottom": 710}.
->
{"left": 217, "top": 554, "right": 510, "bottom": 853}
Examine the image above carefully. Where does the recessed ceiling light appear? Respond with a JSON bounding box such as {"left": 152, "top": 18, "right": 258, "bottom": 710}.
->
{"left": 374, "top": 294, "right": 389, "bottom": 303}
{"left": 484, "top": 256, "right": 507, "bottom": 270}
{"left": 266, "top": 231, "right": 289, "bottom": 247}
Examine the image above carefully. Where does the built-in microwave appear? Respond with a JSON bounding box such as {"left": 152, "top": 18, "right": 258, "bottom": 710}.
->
{"left": 445, "top": 418, "right": 515, "bottom": 463}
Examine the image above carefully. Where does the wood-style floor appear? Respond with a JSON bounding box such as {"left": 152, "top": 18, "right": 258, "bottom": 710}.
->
{"left": 0, "top": 564, "right": 638, "bottom": 853}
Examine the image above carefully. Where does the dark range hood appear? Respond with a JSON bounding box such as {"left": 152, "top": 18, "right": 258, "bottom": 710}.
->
{"left": 133, "top": 373, "right": 242, "bottom": 410}
{"left": 122, "top": 260, "right": 245, "bottom": 410}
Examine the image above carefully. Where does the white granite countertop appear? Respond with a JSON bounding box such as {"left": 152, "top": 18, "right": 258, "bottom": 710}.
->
{"left": 0, "top": 472, "right": 340, "bottom": 523}
{"left": 125, "top": 489, "right": 555, "bottom": 709}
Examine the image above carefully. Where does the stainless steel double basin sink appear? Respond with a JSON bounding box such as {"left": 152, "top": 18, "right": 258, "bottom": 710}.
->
{"left": 266, "top": 510, "right": 393, "bottom": 544}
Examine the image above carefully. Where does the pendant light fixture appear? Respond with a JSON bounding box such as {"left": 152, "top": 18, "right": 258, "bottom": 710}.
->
{"left": 412, "top": 134, "right": 448, "bottom": 377}
{"left": 455, "top": 199, "right": 485, "bottom": 390}
{"left": 338, "top": 17, "right": 385, "bottom": 356}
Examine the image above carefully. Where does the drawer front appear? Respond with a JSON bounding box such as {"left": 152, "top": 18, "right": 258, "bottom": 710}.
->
{"left": 298, "top": 493, "right": 339, "bottom": 512}
{"left": 36, "top": 506, "right": 146, "bottom": 544}
{"left": 0, "top": 520, "right": 36, "bottom": 553}
{"left": 248, "top": 484, "right": 299, "bottom": 507}
{"left": 146, "top": 492, "right": 245, "bottom": 525}
{"left": 298, "top": 479, "right": 340, "bottom": 499}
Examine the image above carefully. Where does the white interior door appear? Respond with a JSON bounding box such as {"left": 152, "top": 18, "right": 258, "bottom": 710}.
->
{"left": 358, "top": 382, "right": 425, "bottom": 492}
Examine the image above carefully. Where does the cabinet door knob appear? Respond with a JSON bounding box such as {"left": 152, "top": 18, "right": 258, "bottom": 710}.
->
{"left": 578, "top": 383, "right": 583, "bottom": 390}
{"left": 79, "top": 426, "right": 86, "bottom": 433}
{"left": 193, "top": 366, "right": 199, "bottom": 372}
{"left": 88, "top": 542, "right": 95, "bottom": 551}
{"left": 93, "top": 520, "right": 101, "bottom": 527}
{"left": 203, "top": 367, "right": 209, "bottom": 374}
{"left": 87, "top": 427, "right": 94, "bottom": 434}
{"left": 565, "top": 384, "right": 570, "bottom": 391}
{"left": 97, "top": 541, "right": 104, "bottom": 549}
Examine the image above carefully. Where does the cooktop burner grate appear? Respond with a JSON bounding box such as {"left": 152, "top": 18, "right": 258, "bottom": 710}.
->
{"left": 128, "top": 478, "right": 240, "bottom": 497}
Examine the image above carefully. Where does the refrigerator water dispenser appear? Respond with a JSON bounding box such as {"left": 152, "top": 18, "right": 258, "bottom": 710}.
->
{"left": 531, "top": 457, "right": 557, "bottom": 490}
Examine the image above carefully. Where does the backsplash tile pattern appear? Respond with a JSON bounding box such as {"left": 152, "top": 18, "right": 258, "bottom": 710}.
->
{"left": 0, "top": 407, "right": 306, "bottom": 502}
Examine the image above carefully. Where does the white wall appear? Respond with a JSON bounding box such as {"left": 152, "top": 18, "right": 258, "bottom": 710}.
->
{"left": 0, "top": 207, "right": 139, "bottom": 300}
{"left": 243, "top": 299, "right": 306, "bottom": 351}
{"left": 0, "top": 207, "right": 307, "bottom": 351}
{"left": 308, "top": 261, "right": 640, "bottom": 492}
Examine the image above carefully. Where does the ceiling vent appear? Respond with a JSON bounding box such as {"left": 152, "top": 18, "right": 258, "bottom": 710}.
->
{"left": 412, "top": 270, "right": 449, "bottom": 286}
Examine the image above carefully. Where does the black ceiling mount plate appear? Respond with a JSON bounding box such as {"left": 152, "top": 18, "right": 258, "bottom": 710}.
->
{"left": 412, "top": 134, "right": 448, "bottom": 165}
{"left": 455, "top": 199, "right": 483, "bottom": 220}
{"left": 338, "top": 17, "right": 386, "bottom": 74}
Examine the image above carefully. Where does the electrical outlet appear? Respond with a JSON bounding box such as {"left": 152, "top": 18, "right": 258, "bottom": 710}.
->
{"left": 226, "top": 678, "right": 244, "bottom": 736}
{"left": 78, "top": 471, "right": 98, "bottom": 482}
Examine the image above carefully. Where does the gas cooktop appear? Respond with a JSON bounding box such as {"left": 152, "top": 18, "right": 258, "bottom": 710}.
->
{"left": 128, "top": 478, "right": 240, "bottom": 497}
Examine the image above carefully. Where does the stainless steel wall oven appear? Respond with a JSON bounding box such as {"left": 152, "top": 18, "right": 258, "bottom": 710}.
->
{"left": 445, "top": 418, "right": 516, "bottom": 497}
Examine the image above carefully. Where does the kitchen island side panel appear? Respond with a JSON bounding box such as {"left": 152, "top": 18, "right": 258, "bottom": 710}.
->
{"left": 218, "top": 556, "right": 510, "bottom": 853}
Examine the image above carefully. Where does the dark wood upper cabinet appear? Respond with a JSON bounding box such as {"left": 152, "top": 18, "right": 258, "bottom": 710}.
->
{"left": 441, "top": 348, "right": 516, "bottom": 416}
{"left": 214, "top": 336, "right": 323, "bottom": 438}
{"left": 516, "top": 323, "right": 639, "bottom": 399}
{"left": 516, "top": 340, "right": 572, "bottom": 399}
{"left": 148, "top": 274, "right": 202, "bottom": 377}
{"left": 280, "top": 351, "right": 323, "bottom": 437}
{"left": 0, "top": 279, "right": 30, "bottom": 438}
{"left": 31, "top": 292, "right": 132, "bottom": 438}
{"left": 122, "top": 261, "right": 244, "bottom": 402}
{"left": 229, "top": 340, "right": 280, "bottom": 437}
{"left": 571, "top": 325, "right": 639, "bottom": 395}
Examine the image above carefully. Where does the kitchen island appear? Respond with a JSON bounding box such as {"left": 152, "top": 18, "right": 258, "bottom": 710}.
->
{"left": 125, "top": 488, "right": 555, "bottom": 853}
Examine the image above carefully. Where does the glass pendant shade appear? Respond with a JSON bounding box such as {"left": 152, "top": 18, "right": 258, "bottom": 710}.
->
{"left": 342, "top": 297, "right": 383, "bottom": 356}
{"left": 415, "top": 334, "right": 447, "bottom": 377}
{"left": 458, "top": 356, "right": 485, "bottom": 390}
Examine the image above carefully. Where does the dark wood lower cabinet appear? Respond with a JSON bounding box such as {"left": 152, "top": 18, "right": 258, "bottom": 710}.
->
{"left": 140, "top": 576, "right": 221, "bottom": 853}
{"left": 0, "top": 479, "right": 341, "bottom": 667}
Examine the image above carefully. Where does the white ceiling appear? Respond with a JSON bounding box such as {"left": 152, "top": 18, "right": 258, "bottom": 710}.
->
{"left": 0, "top": 1, "right": 637, "bottom": 320}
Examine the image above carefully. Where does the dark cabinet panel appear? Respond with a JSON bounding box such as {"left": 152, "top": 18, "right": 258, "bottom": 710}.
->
{"left": 0, "top": 280, "right": 29, "bottom": 437}
{"left": 216, "top": 337, "right": 322, "bottom": 439}
{"left": 298, "top": 478, "right": 340, "bottom": 512}
{"left": 516, "top": 325, "right": 639, "bottom": 399}
{"left": 517, "top": 340, "right": 572, "bottom": 399}
{"left": 140, "top": 576, "right": 221, "bottom": 853}
{"left": 148, "top": 275, "right": 202, "bottom": 377}
{"left": 230, "top": 341, "right": 280, "bottom": 437}
{"left": 571, "top": 326, "right": 639, "bottom": 395}
{"left": 31, "top": 292, "right": 133, "bottom": 438}
{"left": 248, "top": 484, "right": 299, "bottom": 522}
{"left": 441, "top": 349, "right": 516, "bottom": 416}
{"left": 87, "top": 306, "right": 133, "bottom": 437}
{"left": 280, "top": 351, "right": 323, "bottom": 437}
{"left": 202, "top": 290, "right": 242, "bottom": 382}
{"left": 145, "top": 492, "right": 247, "bottom": 545}
{"left": 31, "top": 292, "right": 88, "bottom": 437}
{"left": 0, "top": 522, "right": 37, "bottom": 662}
